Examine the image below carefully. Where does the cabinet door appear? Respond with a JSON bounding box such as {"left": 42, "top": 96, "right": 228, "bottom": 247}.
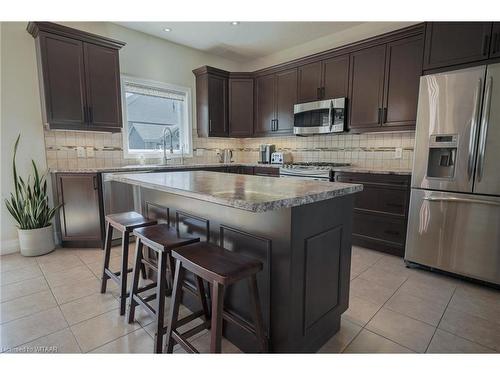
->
{"left": 38, "top": 33, "right": 87, "bottom": 129}
{"left": 275, "top": 68, "right": 298, "bottom": 134}
{"left": 491, "top": 23, "right": 500, "bottom": 59}
{"left": 57, "top": 174, "right": 102, "bottom": 241}
{"left": 382, "top": 36, "right": 423, "bottom": 129}
{"left": 423, "top": 22, "right": 493, "bottom": 70}
{"left": 208, "top": 75, "right": 228, "bottom": 137}
{"left": 298, "top": 62, "right": 322, "bottom": 103}
{"left": 322, "top": 55, "right": 349, "bottom": 99}
{"left": 229, "top": 78, "right": 254, "bottom": 137}
{"left": 348, "top": 45, "right": 386, "bottom": 130}
{"left": 83, "top": 43, "right": 122, "bottom": 131}
{"left": 255, "top": 74, "right": 276, "bottom": 136}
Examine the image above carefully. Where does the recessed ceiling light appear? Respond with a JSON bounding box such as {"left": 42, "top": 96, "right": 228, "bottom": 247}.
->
{"left": 230, "top": 22, "right": 239, "bottom": 26}
{"left": 163, "top": 28, "right": 172, "bottom": 32}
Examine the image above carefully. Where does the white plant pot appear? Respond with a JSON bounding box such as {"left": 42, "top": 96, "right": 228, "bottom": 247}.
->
{"left": 18, "top": 224, "right": 55, "bottom": 257}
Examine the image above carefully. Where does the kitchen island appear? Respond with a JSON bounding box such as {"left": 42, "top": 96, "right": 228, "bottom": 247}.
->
{"left": 108, "top": 171, "right": 362, "bottom": 353}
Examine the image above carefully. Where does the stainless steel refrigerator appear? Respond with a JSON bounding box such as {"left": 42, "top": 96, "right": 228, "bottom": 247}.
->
{"left": 405, "top": 63, "right": 500, "bottom": 285}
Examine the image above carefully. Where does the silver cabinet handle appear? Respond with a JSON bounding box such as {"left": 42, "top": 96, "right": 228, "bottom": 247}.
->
{"left": 467, "top": 78, "right": 482, "bottom": 181}
{"left": 477, "top": 76, "right": 493, "bottom": 182}
{"left": 423, "top": 196, "right": 500, "bottom": 207}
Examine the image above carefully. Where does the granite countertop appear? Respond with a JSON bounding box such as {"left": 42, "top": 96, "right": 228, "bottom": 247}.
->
{"left": 108, "top": 171, "right": 363, "bottom": 212}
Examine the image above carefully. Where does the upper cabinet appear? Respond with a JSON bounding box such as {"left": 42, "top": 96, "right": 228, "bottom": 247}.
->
{"left": 423, "top": 22, "right": 493, "bottom": 70}
{"left": 229, "top": 74, "right": 254, "bottom": 137}
{"left": 349, "top": 35, "right": 423, "bottom": 132}
{"left": 255, "top": 68, "right": 297, "bottom": 136}
{"left": 489, "top": 22, "right": 500, "bottom": 59}
{"left": 297, "top": 55, "right": 349, "bottom": 103}
{"left": 193, "top": 66, "right": 229, "bottom": 137}
{"left": 27, "top": 22, "right": 125, "bottom": 132}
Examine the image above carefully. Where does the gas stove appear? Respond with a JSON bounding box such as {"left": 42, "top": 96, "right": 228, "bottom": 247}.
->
{"left": 279, "top": 162, "right": 350, "bottom": 181}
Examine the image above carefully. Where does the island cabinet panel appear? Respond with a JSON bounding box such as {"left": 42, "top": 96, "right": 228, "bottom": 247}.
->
{"left": 28, "top": 22, "right": 125, "bottom": 132}
{"left": 83, "top": 43, "right": 122, "bottom": 131}
{"left": 382, "top": 36, "right": 423, "bottom": 128}
{"left": 298, "top": 61, "right": 323, "bottom": 103}
{"left": 334, "top": 171, "right": 411, "bottom": 256}
{"left": 274, "top": 68, "right": 298, "bottom": 135}
{"left": 55, "top": 173, "right": 103, "bottom": 247}
{"left": 423, "top": 22, "right": 493, "bottom": 70}
{"left": 348, "top": 45, "right": 387, "bottom": 130}
{"left": 37, "top": 33, "right": 87, "bottom": 129}
{"left": 254, "top": 74, "right": 276, "bottom": 136}
{"left": 229, "top": 77, "right": 254, "bottom": 137}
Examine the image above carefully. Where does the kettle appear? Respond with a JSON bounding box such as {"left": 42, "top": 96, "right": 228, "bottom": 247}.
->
{"left": 217, "top": 149, "right": 233, "bottom": 163}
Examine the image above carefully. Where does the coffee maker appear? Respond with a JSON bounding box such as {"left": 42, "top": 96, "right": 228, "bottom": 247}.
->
{"left": 259, "top": 144, "right": 276, "bottom": 164}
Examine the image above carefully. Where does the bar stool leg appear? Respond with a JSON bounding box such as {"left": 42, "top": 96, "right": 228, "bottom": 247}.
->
{"left": 210, "top": 282, "right": 225, "bottom": 353}
{"left": 154, "top": 251, "right": 168, "bottom": 353}
{"left": 100, "top": 222, "right": 113, "bottom": 293}
{"left": 248, "top": 275, "right": 267, "bottom": 353}
{"left": 127, "top": 239, "right": 143, "bottom": 324}
{"left": 119, "top": 232, "right": 130, "bottom": 315}
{"left": 165, "top": 259, "right": 185, "bottom": 353}
{"left": 195, "top": 276, "right": 211, "bottom": 324}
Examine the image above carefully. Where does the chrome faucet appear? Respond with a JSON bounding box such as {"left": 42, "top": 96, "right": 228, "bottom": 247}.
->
{"left": 161, "top": 127, "right": 174, "bottom": 164}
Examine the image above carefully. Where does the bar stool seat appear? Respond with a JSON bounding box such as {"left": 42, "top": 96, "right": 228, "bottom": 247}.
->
{"left": 100, "top": 211, "right": 157, "bottom": 315}
{"left": 166, "top": 242, "right": 267, "bottom": 353}
{"left": 128, "top": 223, "right": 204, "bottom": 353}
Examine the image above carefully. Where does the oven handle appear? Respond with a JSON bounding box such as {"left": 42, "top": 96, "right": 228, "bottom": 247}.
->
{"left": 423, "top": 196, "right": 500, "bottom": 206}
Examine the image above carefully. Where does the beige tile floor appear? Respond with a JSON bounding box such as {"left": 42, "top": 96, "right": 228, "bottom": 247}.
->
{"left": 1, "top": 245, "right": 499, "bottom": 354}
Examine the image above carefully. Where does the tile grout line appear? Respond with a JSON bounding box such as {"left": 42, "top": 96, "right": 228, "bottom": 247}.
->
{"left": 423, "top": 284, "right": 457, "bottom": 353}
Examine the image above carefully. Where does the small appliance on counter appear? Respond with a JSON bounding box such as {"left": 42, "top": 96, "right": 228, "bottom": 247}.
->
{"left": 270, "top": 152, "right": 292, "bottom": 165}
{"left": 258, "top": 144, "right": 276, "bottom": 164}
{"left": 217, "top": 149, "right": 233, "bottom": 163}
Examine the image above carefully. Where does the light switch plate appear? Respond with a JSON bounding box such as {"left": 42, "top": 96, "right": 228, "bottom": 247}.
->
{"left": 86, "top": 147, "right": 95, "bottom": 158}
{"left": 76, "top": 146, "right": 86, "bottom": 158}
{"left": 394, "top": 147, "right": 403, "bottom": 159}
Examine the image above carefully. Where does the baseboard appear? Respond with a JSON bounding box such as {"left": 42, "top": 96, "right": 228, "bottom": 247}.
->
{"left": 1, "top": 238, "right": 20, "bottom": 255}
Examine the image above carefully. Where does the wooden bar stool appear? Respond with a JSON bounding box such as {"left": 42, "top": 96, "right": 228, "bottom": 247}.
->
{"left": 101, "top": 211, "right": 157, "bottom": 315}
{"left": 165, "top": 242, "right": 267, "bottom": 353}
{"left": 127, "top": 223, "right": 208, "bottom": 353}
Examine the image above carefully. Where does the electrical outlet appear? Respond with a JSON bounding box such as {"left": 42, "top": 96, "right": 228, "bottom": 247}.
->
{"left": 76, "top": 146, "right": 86, "bottom": 158}
{"left": 394, "top": 147, "right": 403, "bottom": 159}
{"left": 86, "top": 147, "right": 95, "bottom": 158}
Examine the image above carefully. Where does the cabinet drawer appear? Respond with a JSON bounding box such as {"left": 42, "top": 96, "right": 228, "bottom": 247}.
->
{"left": 355, "top": 185, "right": 408, "bottom": 216}
{"left": 353, "top": 212, "right": 406, "bottom": 246}
{"left": 254, "top": 166, "right": 279, "bottom": 176}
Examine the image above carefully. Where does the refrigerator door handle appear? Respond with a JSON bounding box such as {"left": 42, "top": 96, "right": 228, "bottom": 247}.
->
{"left": 423, "top": 196, "right": 500, "bottom": 207}
{"left": 467, "top": 78, "right": 482, "bottom": 181}
{"left": 477, "top": 76, "right": 493, "bottom": 182}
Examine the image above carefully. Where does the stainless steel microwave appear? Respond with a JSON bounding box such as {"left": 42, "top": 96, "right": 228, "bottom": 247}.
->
{"left": 293, "top": 97, "right": 346, "bottom": 136}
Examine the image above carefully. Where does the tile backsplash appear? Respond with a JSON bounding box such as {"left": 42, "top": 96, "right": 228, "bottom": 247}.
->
{"left": 44, "top": 128, "right": 414, "bottom": 171}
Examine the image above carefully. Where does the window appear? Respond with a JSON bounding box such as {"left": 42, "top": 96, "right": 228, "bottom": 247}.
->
{"left": 121, "top": 76, "right": 192, "bottom": 158}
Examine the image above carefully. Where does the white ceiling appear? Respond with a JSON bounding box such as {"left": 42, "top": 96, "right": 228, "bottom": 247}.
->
{"left": 116, "top": 22, "right": 364, "bottom": 62}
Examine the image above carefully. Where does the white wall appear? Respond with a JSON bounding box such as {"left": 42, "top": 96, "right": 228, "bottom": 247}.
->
{"left": 0, "top": 22, "right": 241, "bottom": 254}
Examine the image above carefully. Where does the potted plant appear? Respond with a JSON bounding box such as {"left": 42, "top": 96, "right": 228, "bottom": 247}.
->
{"left": 4, "top": 135, "right": 60, "bottom": 256}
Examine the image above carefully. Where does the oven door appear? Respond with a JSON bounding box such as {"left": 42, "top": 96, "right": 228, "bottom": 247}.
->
{"left": 293, "top": 98, "right": 346, "bottom": 135}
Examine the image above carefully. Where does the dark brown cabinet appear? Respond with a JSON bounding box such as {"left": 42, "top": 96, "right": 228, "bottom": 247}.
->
{"left": 297, "top": 55, "right": 349, "bottom": 103}
{"left": 55, "top": 173, "right": 103, "bottom": 247}
{"left": 229, "top": 75, "right": 254, "bottom": 137}
{"left": 194, "top": 67, "right": 229, "bottom": 137}
{"left": 349, "top": 45, "right": 387, "bottom": 130}
{"left": 334, "top": 172, "right": 411, "bottom": 256}
{"left": 423, "top": 22, "right": 493, "bottom": 70}
{"left": 255, "top": 69, "right": 297, "bottom": 136}
{"left": 382, "top": 36, "right": 423, "bottom": 128}
{"left": 491, "top": 23, "right": 500, "bottom": 59}
{"left": 28, "top": 22, "right": 125, "bottom": 132}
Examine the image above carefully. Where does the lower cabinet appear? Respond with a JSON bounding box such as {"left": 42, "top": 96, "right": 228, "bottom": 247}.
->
{"left": 334, "top": 171, "right": 411, "bottom": 256}
{"left": 55, "top": 173, "right": 103, "bottom": 247}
